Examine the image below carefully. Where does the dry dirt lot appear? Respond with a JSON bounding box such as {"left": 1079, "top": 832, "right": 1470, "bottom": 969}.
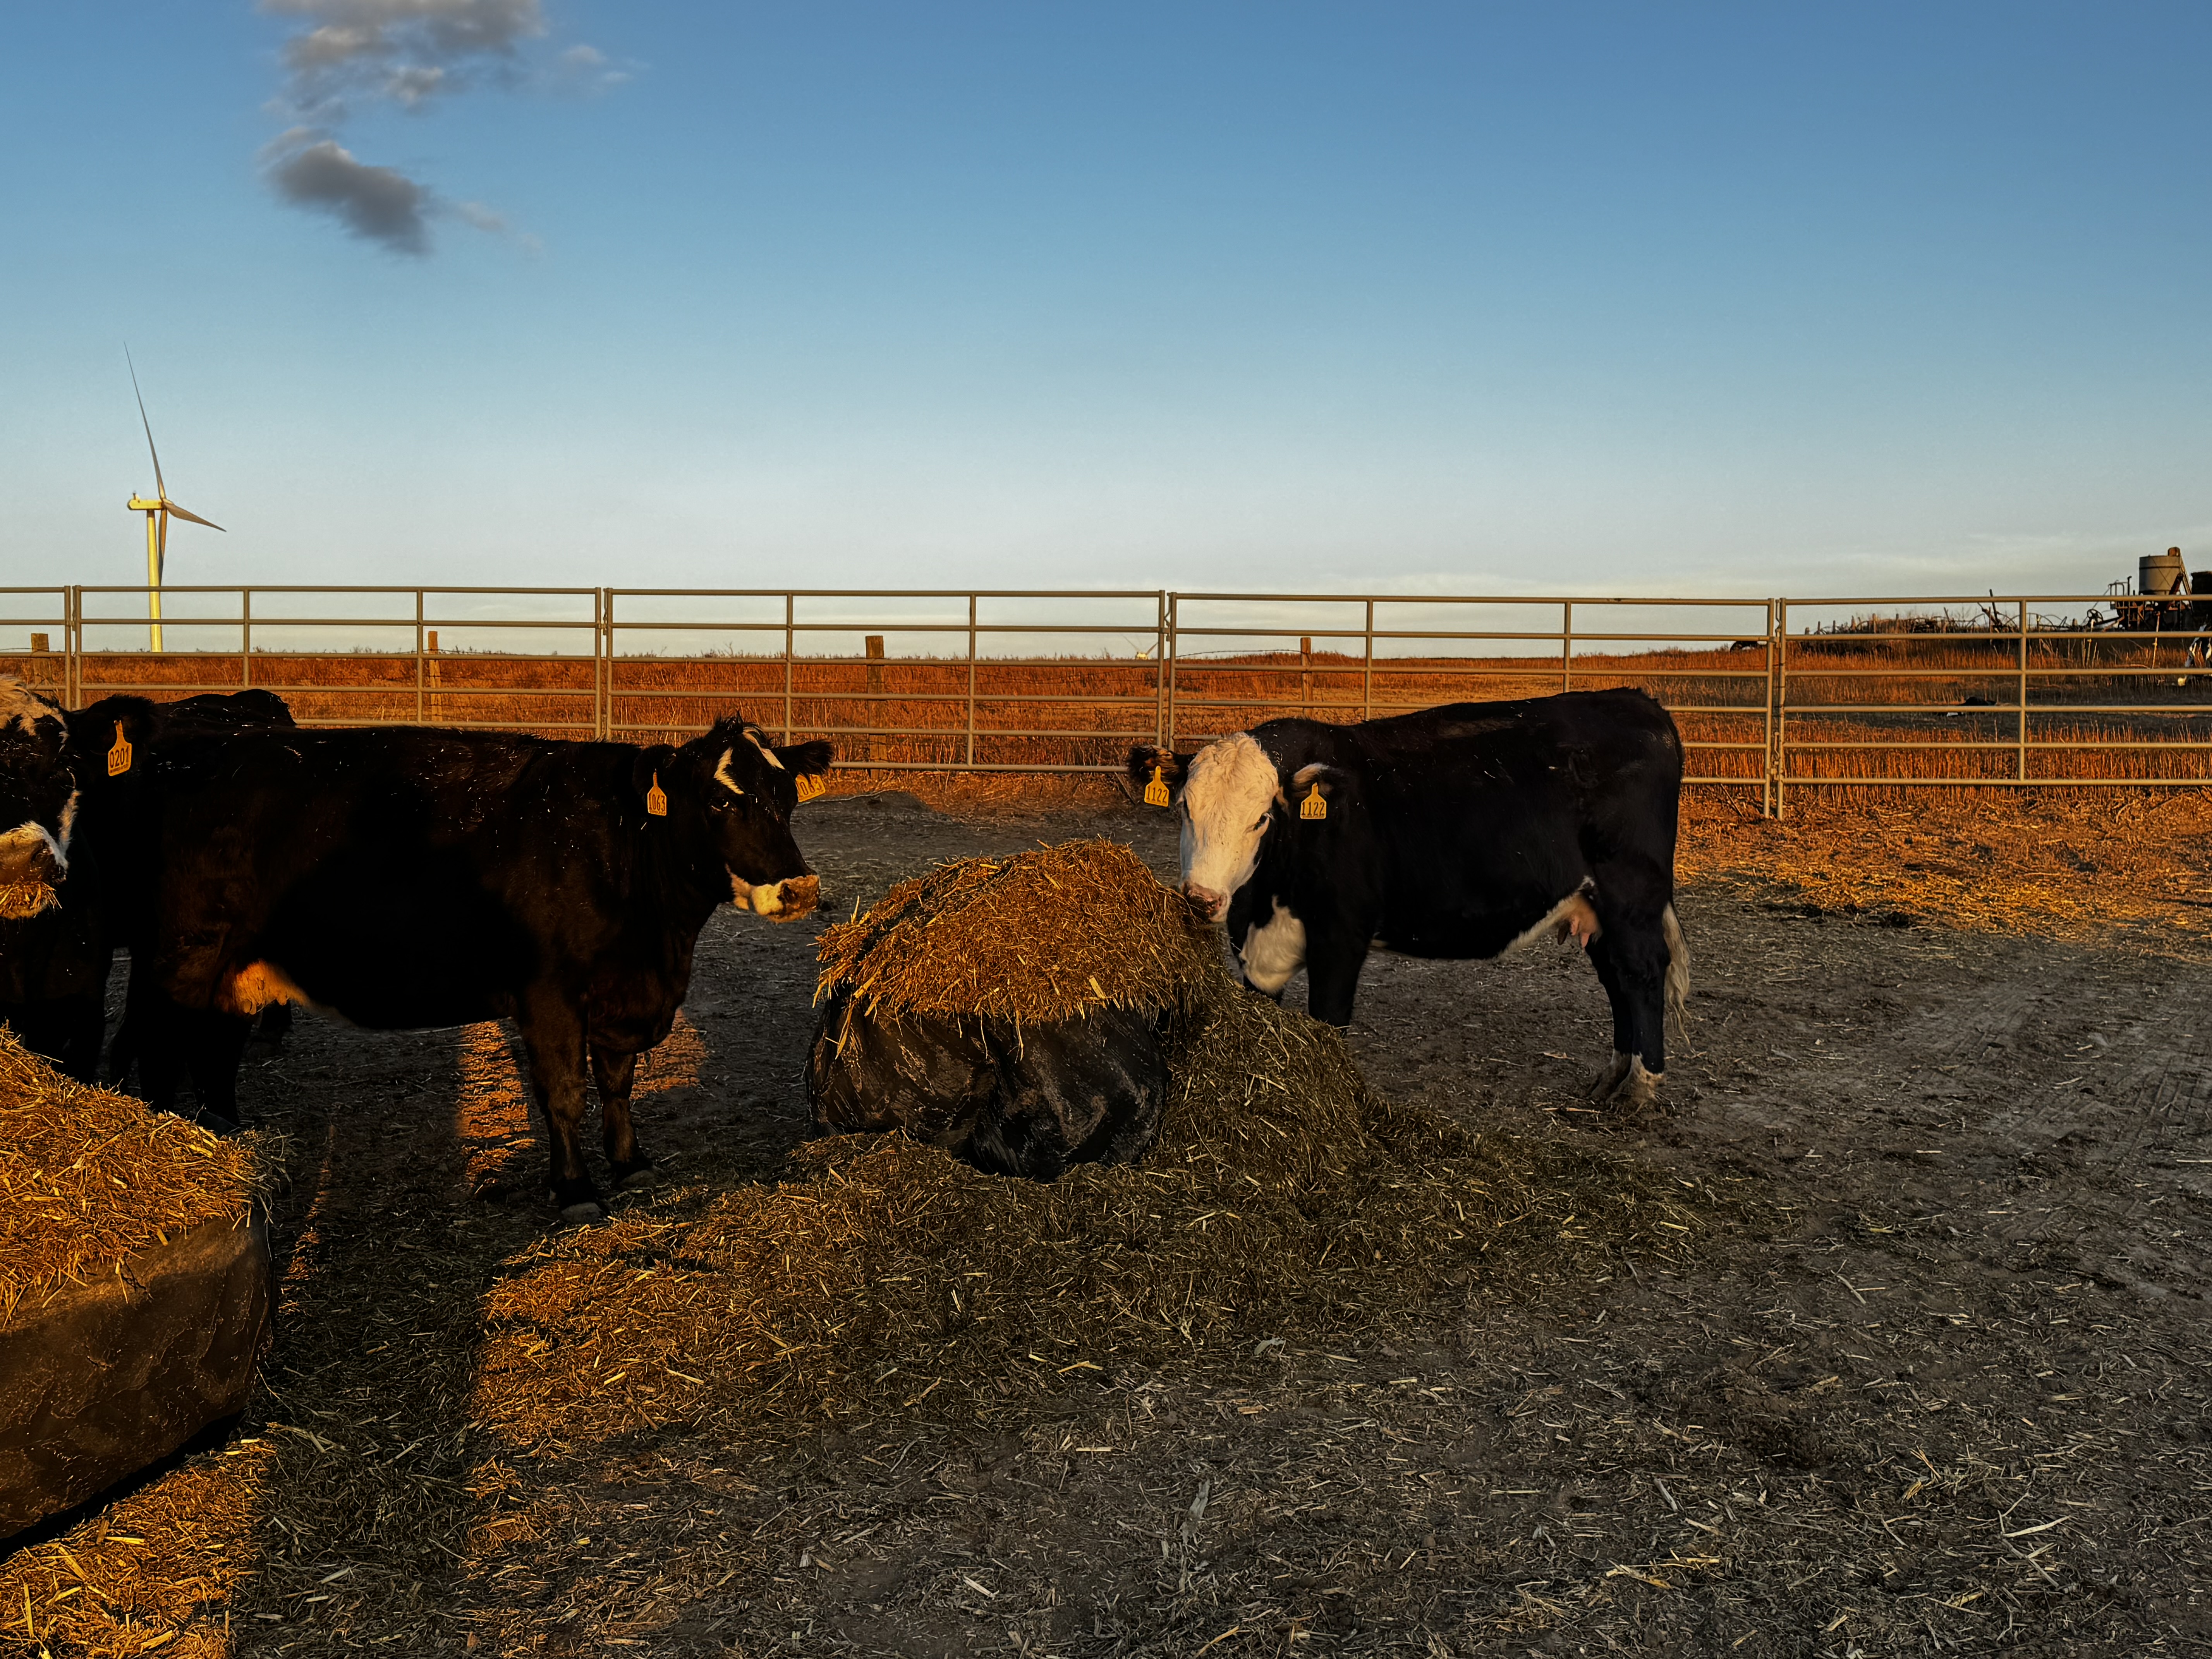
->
{"left": 5, "top": 790, "right": 2210, "bottom": 1659}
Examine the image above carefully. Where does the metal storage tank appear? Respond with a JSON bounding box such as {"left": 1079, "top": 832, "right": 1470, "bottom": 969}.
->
{"left": 2140, "top": 547, "right": 2189, "bottom": 596}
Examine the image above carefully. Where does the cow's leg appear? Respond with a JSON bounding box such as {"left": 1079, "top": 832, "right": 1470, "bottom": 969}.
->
{"left": 1583, "top": 936, "right": 1638, "bottom": 1102}
{"left": 1303, "top": 933, "right": 1370, "bottom": 1029}
{"left": 184, "top": 1010, "right": 252, "bottom": 1130}
{"left": 1587, "top": 915, "right": 1669, "bottom": 1109}
{"left": 591, "top": 1044, "right": 654, "bottom": 1190}
{"left": 517, "top": 992, "right": 601, "bottom": 1221}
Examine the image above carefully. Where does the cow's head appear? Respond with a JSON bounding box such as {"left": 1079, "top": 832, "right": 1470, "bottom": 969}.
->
{"left": 0, "top": 681, "right": 78, "bottom": 888}
{"left": 658, "top": 716, "right": 834, "bottom": 921}
{"left": 1129, "top": 734, "right": 1350, "bottom": 923}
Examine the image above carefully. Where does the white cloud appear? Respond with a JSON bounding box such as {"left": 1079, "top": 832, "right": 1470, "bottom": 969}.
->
{"left": 261, "top": 129, "right": 430, "bottom": 255}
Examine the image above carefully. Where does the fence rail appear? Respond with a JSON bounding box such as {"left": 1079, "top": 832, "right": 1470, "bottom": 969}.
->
{"left": 5, "top": 585, "right": 2209, "bottom": 813}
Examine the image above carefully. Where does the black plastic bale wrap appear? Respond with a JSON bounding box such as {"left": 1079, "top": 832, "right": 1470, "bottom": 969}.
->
{"left": 0, "top": 1212, "right": 271, "bottom": 1538}
{"left": 806, "top": 840, "right": 1221, "bottom": 1181}
{"left": 808, "top": 991, "right": 1170, "bottom": 1180}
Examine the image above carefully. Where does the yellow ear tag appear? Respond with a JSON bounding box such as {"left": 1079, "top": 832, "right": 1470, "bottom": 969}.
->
{"left": 106, "top": 723, "right": 132, "bottom": 778}
{"left": 1143, "top": 766, "right": 1171, "bottom": 807}
{"left": 795, "top": 772, "right": 826, "bottom": 803}
{"left": 645, "top": 773, "right": 668, "bottom": 817}
{"left": 1300, "top": 785, "right": 1328, "bottom": 821}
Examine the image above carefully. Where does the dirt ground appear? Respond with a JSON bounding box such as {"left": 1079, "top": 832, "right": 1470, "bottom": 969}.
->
{"left": 6, "top": 788, "right": 2211, "bottom": 1658}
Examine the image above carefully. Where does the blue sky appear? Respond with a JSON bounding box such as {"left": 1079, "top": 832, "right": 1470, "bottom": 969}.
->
{"left": 3, "top": 2, "right": 2207, "bottom": 601}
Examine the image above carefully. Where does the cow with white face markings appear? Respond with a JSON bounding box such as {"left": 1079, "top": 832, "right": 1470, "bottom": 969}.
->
{"left": 115, "top": 713, "right": 832, "bottom": 1218}
{"left": 1132, "top": 689, "right": 1690, "bottom": 1108}
{"left": 0, "top": 680, "right": 77, "bottom": 890}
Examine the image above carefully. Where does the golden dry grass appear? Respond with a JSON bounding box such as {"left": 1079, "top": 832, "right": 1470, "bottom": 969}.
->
{"left": 0, "top": 884, "right": 58, "bottom": 921}
{"left": 0, "top": 1032, "right": 266, "bottom": 1332}
{"left": 814, "top": 838, "right": 1220, "bottom": 1023}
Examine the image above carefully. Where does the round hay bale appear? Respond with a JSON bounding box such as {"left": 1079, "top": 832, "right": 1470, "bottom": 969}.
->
{"left": 0, "top": 1033, "right": 272, "bottom": 1539}
{"left": 809, "top": 840, "right": 1221, "bottom": 1178}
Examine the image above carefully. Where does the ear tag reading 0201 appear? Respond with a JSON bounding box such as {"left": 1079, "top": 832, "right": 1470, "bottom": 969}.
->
{"left": 106, "top": 723, "right": 132, "bottom": 778}
{"left": 795, "top": 772, "right": 826, "bottom": 804}
{"left": 1300, "top": 785, "right": 1328, "bottom": 821}
{"left": 1143, "top": 766, "right": 1170, "bottom": 807}
{"left": 646, "top": 773, "right": 668, "bottom": 817}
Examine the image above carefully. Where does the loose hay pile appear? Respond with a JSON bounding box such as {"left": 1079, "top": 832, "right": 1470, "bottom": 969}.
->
{"left": 471, "top": 928, "right": 1706, "bottom": 1451}
{"left": 814, "top": 837, "right": 1221, "bottom": 1023}
{"left": 0, "top": 1029, "right": 265, "bottom": 1330}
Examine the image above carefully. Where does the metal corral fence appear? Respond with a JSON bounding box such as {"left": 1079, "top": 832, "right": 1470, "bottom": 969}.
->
{"left": 2, "top": 586, "right": 2207, "bottom": 812}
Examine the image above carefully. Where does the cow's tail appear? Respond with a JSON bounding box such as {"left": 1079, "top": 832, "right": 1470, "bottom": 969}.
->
{"left": 1661, "top": 902, "right": 1691, "bottom": 1044}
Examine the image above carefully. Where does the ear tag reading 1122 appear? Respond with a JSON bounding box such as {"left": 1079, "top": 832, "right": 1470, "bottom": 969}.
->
{"left": 795, "top": 772, "right": 826, "bottom": 803}
{"left": 645, "top": 773, "right": 668, "bottom": 817}
{"left": 1300, "top": 785, "right": 1327, "bottom": 821}
{"left": 106, "top": 723, "right": 132, "bottom": 778}
{"left": 1143, "top": 766, "right": 1170, "bottom": 807}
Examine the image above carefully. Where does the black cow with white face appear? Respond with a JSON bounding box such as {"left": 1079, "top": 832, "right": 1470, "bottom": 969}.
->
{"left": 0, "top": 680, "right": 76, "bottom": 890}
{"left": 131, "top": 714, "right": 831, "bottom": 1218}
{"left": 1131, "top": 689, "right": 1689, "bottom": 1108}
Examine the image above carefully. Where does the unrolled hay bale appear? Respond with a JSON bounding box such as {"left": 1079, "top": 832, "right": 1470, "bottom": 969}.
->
{"left": 0, "top": 1032, "right": 273, "bottom": 1539}
{"left": 809, "top": 840, "right": 1225, "bottom": 1178}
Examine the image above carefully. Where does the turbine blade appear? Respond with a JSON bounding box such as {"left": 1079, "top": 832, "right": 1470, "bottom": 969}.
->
{"left": 156, "top": 505, "right": 168, "bottom": 586}
{"left": 125, "top": 346, "right": 167, "bottom": 502}
{"left": 162, "top": 500, "right": 225, "bottom": 532}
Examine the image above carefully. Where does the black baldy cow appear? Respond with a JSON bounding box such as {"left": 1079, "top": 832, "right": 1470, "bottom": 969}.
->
{"left": 0, "top": 680, "right": 76, "bottom": 890}
{"left": 137, "top": 714, "right": 831, "bottom": 1218}
{"left": 1132, "top": 689, "right": 1689, "bottom": 1107}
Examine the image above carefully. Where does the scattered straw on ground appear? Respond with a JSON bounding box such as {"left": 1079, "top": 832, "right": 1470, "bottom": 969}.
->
{"left": 1678, "top": 788, "right": 2212, "bottom": 954}
{"left": 0, "top": 881, "right": 58, "bottom": 921}
{"left": 815, "top": 837, "right": 1222, "bottom": 1023}
{"left": 0, "top": 1030, "right": 267, "bottom": 1330}
{"left": 467, "top": 970, "right": 1705, "bottom": 1454}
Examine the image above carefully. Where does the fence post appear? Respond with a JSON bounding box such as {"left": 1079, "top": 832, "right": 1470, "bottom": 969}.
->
{"left": 1300, "top": 635, "right": 1312, "bottom": 718}
{"left": 1762, "top": 598, "right": 1776, "bottom": 818}
{"left": 67, "top": 587, "right": 79, "bottom": 711}
{"left": 1166, "top": 592, "right": 1180, "bottom": 750}
{"left": 965, "top": 595, "right": 977, "bottom": 769}
{"left": 2017, "top": 598, "right": 2029, "bottom": 783}
{"left": 597, "top": 588, "right": 611, "bottom": 740}
{"left": 1773, "top": 599, "right": 1789, "bottom": 819}
{"left": 1154, "top": 591, "right": 1168, "bottom": 749}
{"left": 1561, "top": 601, "right": 1573, "bottom": 694}
{"left": 864, "top": 634, "right": 884, "bottom": 764}
{"left": 241, "top": 589, "right": 252, "bottom": 692}
{"left": 783, "top": 594, "right": 795, "bottom": 744}
{"left": 427, "top": 628, "right": 441, "bottom": 725}
{"left": 1362, "top": 599, "right": 1374, "bottom": 721}
{"left": 414, "top": 591, "right": 426, "bottom": 725}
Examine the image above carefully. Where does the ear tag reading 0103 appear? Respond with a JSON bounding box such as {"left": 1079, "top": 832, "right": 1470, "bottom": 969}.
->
{"left": 106, "top": 723, "right": 133, "bottom": 778}
{"left": 1143, "top": 766, "right": 1171, "bottom": 807}
{"left": 1300, "top": 785, "right": 1328, "bottom": 821}
{"left": 795, "top": 772, "right": 826, "bottom": 803}
{"left": 646, "top": 773, "right": 668, "bottom": 817}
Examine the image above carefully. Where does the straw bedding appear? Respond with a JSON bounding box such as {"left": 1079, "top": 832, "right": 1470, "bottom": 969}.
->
{"left": 0, "top": 1029, "right": 265, "bottom": 1332}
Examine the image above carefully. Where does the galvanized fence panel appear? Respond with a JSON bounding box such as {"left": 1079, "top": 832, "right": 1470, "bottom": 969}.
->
{"left": 16, "top": 585, "right": 2212, "bottom": 809}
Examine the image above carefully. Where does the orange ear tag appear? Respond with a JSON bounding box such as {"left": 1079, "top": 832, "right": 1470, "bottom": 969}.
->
{"left": 795, "top": 772, "right": 826, "bottom": 803}
{"left": 106, "top": 723, "right": 132, "bottom": 778}
{"left": 1300, "top": 785, "right": 1327, "bottom": 821}
{"left": 645, "top": 773, "right": 668, "bottom": 817}
{"left": 1143, "top": 766, "right": 1170, "bottom": 807}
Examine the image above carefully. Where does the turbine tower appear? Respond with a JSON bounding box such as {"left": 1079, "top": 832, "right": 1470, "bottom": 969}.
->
{"left": 125, "top": 351, "right": 222, "bottom": 653}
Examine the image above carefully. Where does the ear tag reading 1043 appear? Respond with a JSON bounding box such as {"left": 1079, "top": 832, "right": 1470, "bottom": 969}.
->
{"left": 645, "top": 773, "right": 668, "bottom": 817}
{"left": 795, "top": 772, "right": 826, "bottom": 804}
{"left": 1300, "top": 785, "right": 1328, "bottom": 821}
{"left": 1143, "top": 765, "right": 1171, "bottom": 807}
{"left": 106, "top": 723, "right": 133, "bottom": 778}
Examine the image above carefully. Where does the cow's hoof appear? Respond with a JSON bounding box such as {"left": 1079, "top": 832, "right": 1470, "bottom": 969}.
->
{"left": 614, "top": 1163, "right": 658, "bottom": 1191}
{"left": 1586, "top": 1053, "right": 1634, "bottom": 1102}
{"left": 558, "top": 1199, "right": 607, "bottom": 1224}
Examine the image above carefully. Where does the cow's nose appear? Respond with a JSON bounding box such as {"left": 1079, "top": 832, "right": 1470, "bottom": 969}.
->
{"left": 1181, "top": 882, "right": 1226, "bottom": 922}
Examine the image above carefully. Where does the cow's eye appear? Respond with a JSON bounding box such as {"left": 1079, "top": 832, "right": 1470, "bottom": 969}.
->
{"left": 1252, "top": 815, "right": 1268, "bottom": 831}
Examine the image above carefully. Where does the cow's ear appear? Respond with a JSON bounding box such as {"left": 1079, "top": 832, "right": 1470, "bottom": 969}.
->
{"left": 630, "top": 744, "right": 678, "bottom": 811}
{"left": 775, "top": 739, "right": 834, "bottom": 793}
{"left": 1290, "top": 763, "right": 1347, "bottom": 819}
{"left": 68, "top": 697, "right": 159, "bottom": 778}
{"left": 1127, "top": 745, "right": 1194, "bottom": 807}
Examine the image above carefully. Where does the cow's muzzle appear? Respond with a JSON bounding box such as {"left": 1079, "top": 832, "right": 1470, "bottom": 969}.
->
{"left": 1181, "top": 881, "right": 1228, "bottom": 923}
{"left": 0, "top": 824, "right": 65, "bottom": 888}
{"left": 732, "top": 872, "right": 821, "bottom": 922}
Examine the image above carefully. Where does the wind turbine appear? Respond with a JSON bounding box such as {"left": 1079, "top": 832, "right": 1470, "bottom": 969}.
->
{"left": 124, "top": 351, "right": 222, "bottom": 653}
